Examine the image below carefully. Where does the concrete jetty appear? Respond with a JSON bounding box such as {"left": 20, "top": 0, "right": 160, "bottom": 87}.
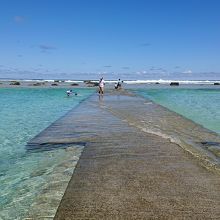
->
{"left": 29, "top": 90, "right": 220, "bottom": 219}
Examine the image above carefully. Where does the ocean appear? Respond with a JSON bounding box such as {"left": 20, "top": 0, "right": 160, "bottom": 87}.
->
{"left": 0, "top": 88, "right": 95, "bottom": 219}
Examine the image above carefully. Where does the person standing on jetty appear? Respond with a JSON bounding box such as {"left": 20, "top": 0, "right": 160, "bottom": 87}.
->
{"left": 115, "top": 78, "right": 123, "bottom": 89}
{"left": 98, "top": 77, "right": 105, "bottom": 94}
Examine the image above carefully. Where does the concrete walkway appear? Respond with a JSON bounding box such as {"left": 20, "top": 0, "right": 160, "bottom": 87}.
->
{"left": 36, "top": 91, "right": 220, "bottom": 219}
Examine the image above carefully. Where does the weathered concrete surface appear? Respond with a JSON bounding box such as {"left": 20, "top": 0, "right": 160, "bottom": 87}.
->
{"left": 49, "top": 91, "right": 220, "bottom": 219}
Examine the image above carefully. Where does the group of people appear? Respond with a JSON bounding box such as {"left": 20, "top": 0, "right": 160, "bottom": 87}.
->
{"left": 98, "top": 78, "right": 123, "bottom": 95}
{"left": 66, "top": 78, "right": 123, "bottom": 97}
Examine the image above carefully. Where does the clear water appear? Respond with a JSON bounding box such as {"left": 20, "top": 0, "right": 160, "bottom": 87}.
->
{"left": 134, "top": 87, "right": 220, "bottom": 134}
{"left": 0, "top": 88, "right": 94, "bottom": 219}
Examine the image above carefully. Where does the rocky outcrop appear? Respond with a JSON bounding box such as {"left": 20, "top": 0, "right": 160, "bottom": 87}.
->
{"left": 71, "top": 83, "right": 79, "bottom": 86}
{"left": 170, "top": 82, "right": 179, "bottom": 86}
{"left": 84, "top": 80, "right": 99, "bottom": 87}
{"left": 10, "top": 81, "right": 20, "bottom": 85}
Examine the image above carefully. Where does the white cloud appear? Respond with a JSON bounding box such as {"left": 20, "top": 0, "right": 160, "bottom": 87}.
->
{"left": 182, "top": 70, "right": 192, "bottom": 74}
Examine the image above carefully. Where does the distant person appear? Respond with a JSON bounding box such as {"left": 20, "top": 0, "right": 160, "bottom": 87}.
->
{"left": 115, "top": 78, "right": 122, "bottom": 89}
{"left": 98, "top": 77, "right": 105, "bottom": 94}
{"left": 66, "top": 90, "right": 78, "bottom": 96}
{"left": 66, "top": 89, "right": 73, "bottom": 96}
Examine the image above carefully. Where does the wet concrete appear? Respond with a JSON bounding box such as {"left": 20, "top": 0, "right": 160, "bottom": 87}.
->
{"left": 31, "top": 90, "right": 220, "bottom": 219}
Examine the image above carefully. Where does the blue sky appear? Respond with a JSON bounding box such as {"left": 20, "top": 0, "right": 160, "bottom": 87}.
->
{"left": 0, "top": 0, "right": 220, "bottom": 80}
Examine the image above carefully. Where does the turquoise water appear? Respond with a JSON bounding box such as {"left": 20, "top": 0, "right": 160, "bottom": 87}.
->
{"left": 0, "top": 88, "right": 94, "bottom": 219}
{"left": 134, "top": 87, "right": 220, "bottom": 134}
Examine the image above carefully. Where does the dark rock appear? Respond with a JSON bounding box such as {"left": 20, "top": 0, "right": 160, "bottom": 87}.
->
{"left": 84, "top": 80, "right": 99, "bottom": 87}
{"left": 201, "top": 141, "right": 220, "bottom": 147}
{"left": 71, "top": 83, "right": 79, "bottom": 86}
{"left": 155, "top": 82, "right": 160, "bottom": 84}
{"left": 33, "top": 82, "right": 42, "bottom": 86}
{"left": 214, "top": 83, "right": 220, "bottom": 85}
{"left": 93, "top": 82, "right": 99, "bottom": 86}
{"left": 170, "top": 82, "right": 179, "bottom": 86}
{"left": 51, "top": 83, "right": 58, "bottom": 86}
{"left": 84, "top": 80, "right": 91, "bottom": 84}
{"left": 10, "top": 81, "right": 20, "bottom": 85}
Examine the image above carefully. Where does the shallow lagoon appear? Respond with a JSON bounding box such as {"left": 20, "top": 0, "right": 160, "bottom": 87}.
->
{"left": 0, "top": 88, "right": 95, "bottom": 219}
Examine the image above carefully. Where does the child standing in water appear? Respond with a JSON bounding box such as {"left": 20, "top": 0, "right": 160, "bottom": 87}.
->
{"left": 98, "top": 77, "right": 105, "bottom": 94}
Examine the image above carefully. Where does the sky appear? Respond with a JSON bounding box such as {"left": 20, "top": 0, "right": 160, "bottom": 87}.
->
{"left": 0, "top": 0, "right": 220, "bottom": 80}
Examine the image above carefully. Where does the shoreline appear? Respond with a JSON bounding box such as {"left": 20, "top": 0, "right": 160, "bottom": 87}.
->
{"left": 0, "top": 79, "right": 220, "bottom": 89}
